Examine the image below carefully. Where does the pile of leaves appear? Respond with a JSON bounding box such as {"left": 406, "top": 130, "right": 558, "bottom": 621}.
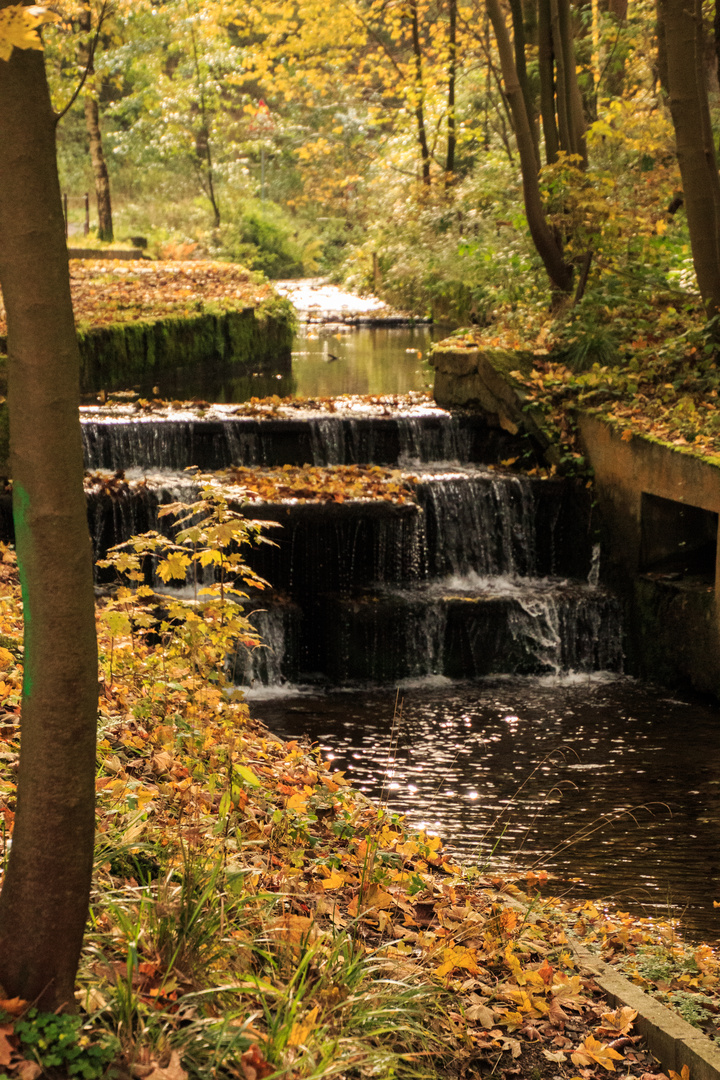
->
{"left": 80, "top": 391, "right": 436, "bottom": 419}
{"left": 83, "top": 464, "right": 418, "bottom": 508}
{"left": 0, "top": 261, "right": 276, "bottom": 338}
{"left": 0, "top": 540, "right": 719, "bottom": 1077}
{"left": 222, "top": 464, "right": 416, "bottom": 504}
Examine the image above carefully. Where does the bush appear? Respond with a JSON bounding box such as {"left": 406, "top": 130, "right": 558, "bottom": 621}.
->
{"left": 211, "top": 201, "right": 324, "bottom": 278}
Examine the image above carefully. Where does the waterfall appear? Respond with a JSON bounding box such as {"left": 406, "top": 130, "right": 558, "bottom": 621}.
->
{"left": 74, "top": 402, "right": 622, "bottom": 689}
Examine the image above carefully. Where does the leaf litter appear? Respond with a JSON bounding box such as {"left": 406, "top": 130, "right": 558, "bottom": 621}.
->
{"left": 0, "top": 543, "right": 717, "bottom": 1079}
{"left": 0, "top": 260, "right": 276, "bottom": 338}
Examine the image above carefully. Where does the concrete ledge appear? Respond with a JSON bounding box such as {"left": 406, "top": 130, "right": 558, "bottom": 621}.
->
{"left": 573, "top": 941, "right": 720, "bottom": 1080}
{"left": 68, "top": 247, "right": 146, "bottom": 260}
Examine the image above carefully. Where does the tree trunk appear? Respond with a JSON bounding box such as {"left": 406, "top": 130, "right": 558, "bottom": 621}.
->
{"left": 557, "top": 0, "right": 587, "bottom": 165}
{"left": 84, "top": 94, "right": 113, "bottom": 241}
{"left": 659, "top": 0, "right": 720, "bottom": 315}
{"left": 487, "top": 0, "right": 573, "bottom": 293}
{"left": 538, "top": 0, "right": 559, "bottom": 162}
{"left": 509, "top": 0, "right": 539, "bottom": 167}
{"left": 409, "top": 0, "right": 431, "bottom": 185}
{"left": 445, "top": 0, "right": 457, "bottom": 176}
{"left": 0, "top": 31, "right": 98, "bottom": 1011}
{"left": 79, "top": 4, "right": 113, "bottom": 242}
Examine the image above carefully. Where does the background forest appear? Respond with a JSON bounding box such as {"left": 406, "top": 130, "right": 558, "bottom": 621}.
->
{"left": 50, "top": 0, "right": 697, "bottom": 333}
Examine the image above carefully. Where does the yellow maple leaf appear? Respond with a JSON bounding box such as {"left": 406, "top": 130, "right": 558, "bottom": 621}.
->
{"left": 320, "top": 869, "right": 345, "bottom": 890}
{"left": 157, "top": 552, "right": 191, "bottom": 581}
{"left": 435, "top": 945, "right": 481, "bottom": 978}
{"left": 571, "top": 1035, "right": 624, "bottom": 1071}
{"left": 0, "top": 5, "right": 59, "bottom": 62}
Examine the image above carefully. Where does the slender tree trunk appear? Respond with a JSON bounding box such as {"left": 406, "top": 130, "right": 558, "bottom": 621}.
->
{"left": 659, "top": 0, "right": 720, "bottom": 315}
{"left": 0, "top": 30, "right": 98, "bottom": 1010}
{"left": 550, "top": 0, "right": 572, "bottom": 151}
{"left": 538, "top": 0, "right": 559, "bottom": 162}
{"left": 509, "top": 0, "right": 539, "bottom": 167}
{"left": 187, "top": 11, "right": 221, "bottom": 225}
{"left": 84, "top": 96, "right": 113, "bottom": 241}
{"left": 79, "top": 4, "right": 113, "bottom": 241}
{"left": 487, "top": 0, "right": 573, "bottom": 293}
{"left": 445, "top": 0, "right": 457, "bottom": 176}
{"left": 557, "top": 0, "right": 587, "bottom": 164}
{"left": 409, "top": 0, "right": 431, "bottom": 185}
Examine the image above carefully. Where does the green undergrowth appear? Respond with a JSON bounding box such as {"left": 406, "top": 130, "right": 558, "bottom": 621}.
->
{"left": 441, "top": 283, "right": 720, "bottom": 472}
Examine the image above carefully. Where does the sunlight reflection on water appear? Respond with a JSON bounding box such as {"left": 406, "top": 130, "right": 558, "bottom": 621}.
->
{"left": 250, "top": 674, "right": 720, "bottom": 942}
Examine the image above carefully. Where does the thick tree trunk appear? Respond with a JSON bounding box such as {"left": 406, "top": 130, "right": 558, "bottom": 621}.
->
{"left": 0, "top": 34, "right": 98, "bottom": 1010}
{"left": 409, "top": 0, "right": 431, "bottom": 185}
{"left": 487, "top": 0, "right": 573, "bottom": 293}
{"left": 659, "top": 0, "right": 720, "bottom": 315}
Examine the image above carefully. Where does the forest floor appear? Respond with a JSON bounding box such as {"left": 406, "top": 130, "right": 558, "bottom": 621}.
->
{"left": 0, "top": 542, "right": 718, "bottom": 1080}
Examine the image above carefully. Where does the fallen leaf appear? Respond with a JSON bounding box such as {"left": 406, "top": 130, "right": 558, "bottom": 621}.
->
{"left": 288, "top": 1005, "right": 319, "bottom": 1047}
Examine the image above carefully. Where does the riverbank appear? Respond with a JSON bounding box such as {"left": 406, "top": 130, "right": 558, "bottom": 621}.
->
{"left": 0, "top": 546, "right": 718, "bottom": 1080}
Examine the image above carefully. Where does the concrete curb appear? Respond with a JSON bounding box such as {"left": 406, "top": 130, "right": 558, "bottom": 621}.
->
{"left": 572, "top": 941, "right": 720, "bottom": 1080}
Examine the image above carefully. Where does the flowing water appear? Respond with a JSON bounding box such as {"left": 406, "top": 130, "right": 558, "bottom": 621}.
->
{"left": 74, "top": 318, "right": 720, "bottom": 944}
{"left": 249, "top": 675, "right": 720, "bottom": 942}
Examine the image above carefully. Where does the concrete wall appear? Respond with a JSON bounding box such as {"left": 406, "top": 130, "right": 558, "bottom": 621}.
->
{"left": 579, "top": 414, "right": 720, "bottom": 696}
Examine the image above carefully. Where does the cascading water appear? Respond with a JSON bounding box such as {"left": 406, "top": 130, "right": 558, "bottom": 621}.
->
{"left": 76, "top": 402, "right": 622, "bottom": 688}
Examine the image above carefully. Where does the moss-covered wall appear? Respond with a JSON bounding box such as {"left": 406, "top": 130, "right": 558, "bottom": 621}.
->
{"left": 77, "top": 301, "right": 294, "bottom": 392}
{"left": 430, "top": 343, "right": 562, "bottom": 465}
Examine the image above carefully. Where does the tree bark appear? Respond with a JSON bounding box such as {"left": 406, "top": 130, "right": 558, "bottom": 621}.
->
{"left": 509, "top": 0, "right": 539, "bottom": 167}
{"left": 79, "top": 4, "right": 113, "bottom": 242}
{"left": 0, "top": 29, "right": 98, "bottom": 1011}
{"left": 557, "top": 0, "right": 587, "bottom": 165}
{"left": 84, "top": 94, "right": 113, "bottom": 241}
{"left": 445, "top": 0, "right": 457, "bottom": 176}
{"left": 659, "top": 0, "right": 720, "bottom": 315}
{"left": 487, "top": 0, "right": 573, "bottom": 293}
{"left": 538, "top": 0, "right": 559, "bottom": 162}
{"left": 409, "top": 0, "right": 432, "bottom": 185}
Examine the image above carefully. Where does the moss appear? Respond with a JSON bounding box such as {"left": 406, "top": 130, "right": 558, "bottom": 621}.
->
{"left": 77, "top": 300, "right": 294, "bottom": 393}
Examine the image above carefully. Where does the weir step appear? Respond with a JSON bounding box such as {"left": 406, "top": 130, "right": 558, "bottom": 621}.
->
{"left": 80, "top": 411, "right": 533, "bottom": 470}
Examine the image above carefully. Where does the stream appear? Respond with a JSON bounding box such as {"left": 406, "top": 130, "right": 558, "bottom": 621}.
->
{"left": 86, "top": 280, "right": 720, "bottom": 945}
{"left": 249, "top": 675, "right": 720, "bottom": 942}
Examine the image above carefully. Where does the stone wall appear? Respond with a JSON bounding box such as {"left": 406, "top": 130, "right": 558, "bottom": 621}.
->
{"left": 430, "top": 342, "right": 561, "bottom": 465}
{"left": 579, "top": 415, "right": 720, "bottom": 695}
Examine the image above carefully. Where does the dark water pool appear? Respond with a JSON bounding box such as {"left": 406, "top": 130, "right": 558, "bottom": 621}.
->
{"left": 249, "top": 674, "right": 720, "bottom": 942}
